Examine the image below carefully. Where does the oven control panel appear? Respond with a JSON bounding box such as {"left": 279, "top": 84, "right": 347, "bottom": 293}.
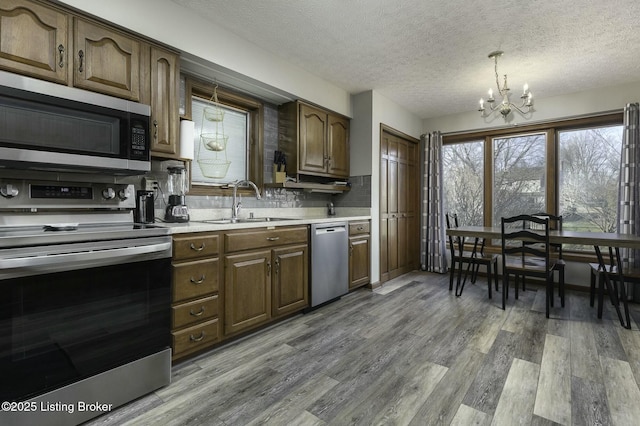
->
{"left": 0, "top": 179, "right": 135, "bottom": 210}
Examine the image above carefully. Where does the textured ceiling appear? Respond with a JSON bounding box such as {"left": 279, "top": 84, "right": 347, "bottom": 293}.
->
{"left": 171, "top": 0, "right": 640, "bottom": 119}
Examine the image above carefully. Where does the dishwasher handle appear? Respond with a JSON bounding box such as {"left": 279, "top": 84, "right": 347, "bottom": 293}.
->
{"left": 314, "top": 225, "right": 347, "bottom": 235}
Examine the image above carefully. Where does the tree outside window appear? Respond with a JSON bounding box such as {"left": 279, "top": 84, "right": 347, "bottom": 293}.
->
{"left": 492, "top": 133, "right": 546, "bottom": 226}
{"left": 442, "top": 141, "right": 484, "bottom": 226}
{"left": 558, "top": 126, "right": 622, "bottom": 248}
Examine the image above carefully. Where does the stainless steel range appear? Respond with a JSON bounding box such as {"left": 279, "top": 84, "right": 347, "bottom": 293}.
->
{"left": 0, "top": 177, "right": 172, "bottom": 426}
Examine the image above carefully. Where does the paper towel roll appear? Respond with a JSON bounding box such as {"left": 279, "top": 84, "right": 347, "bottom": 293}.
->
{"left": 179, "top": 120, "right": 195, "bottom": 160}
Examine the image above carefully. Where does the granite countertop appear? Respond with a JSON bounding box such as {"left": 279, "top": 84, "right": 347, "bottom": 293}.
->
{"left": 157, "top": 211, "right": 371, "bottom": 234}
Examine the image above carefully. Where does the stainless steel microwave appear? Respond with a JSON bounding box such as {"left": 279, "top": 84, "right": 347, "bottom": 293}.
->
{"left": 0, "top": 70, "right": 151, "bottom": 175}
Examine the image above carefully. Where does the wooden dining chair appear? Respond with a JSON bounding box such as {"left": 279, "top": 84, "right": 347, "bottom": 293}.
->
{"left": 527, "top": 212, "right": 565, "bottom": 308}
{"left": 501, "top": 215, "right": 557, "bottom": 317}
{"left": 446, "top": 213, "right": 498, "bottom": 298}
{"left": 588, "top": 248, "right": 638, "bottom": 325}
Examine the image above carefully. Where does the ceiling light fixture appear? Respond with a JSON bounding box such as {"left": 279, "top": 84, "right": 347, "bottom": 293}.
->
{"left": 478, "top": 51, "right": 533, "bottom": 120}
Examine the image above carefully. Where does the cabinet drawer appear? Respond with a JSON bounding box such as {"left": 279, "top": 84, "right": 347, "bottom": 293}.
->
{"left": 225, "top": 226, "right": 308, "bottom": 252}
{"left": 173, "top": 233, "right": 219, "bottom": 260}
{"left": 172, "top": 295, "right": 218, "bottom": 329}
{"left": 349, "top": 221, "right": 370, "bottom": 235}
{"left": 172, "top": 318, "right": 219, "bottom": 357}
{"left": 172, "top": 259, "right": 218, "bottom": 302}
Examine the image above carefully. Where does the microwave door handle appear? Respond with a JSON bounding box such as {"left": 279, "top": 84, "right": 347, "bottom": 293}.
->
{"left": 1, "top": 242, "right": 171, "bottom": 270}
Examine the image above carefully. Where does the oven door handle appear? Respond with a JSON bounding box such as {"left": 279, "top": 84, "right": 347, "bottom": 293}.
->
{"left": 2, "top": 241, "right": 172, "bottom": 270}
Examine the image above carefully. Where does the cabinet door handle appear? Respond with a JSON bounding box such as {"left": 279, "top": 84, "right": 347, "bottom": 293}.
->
{"left": 189, "top": 242, "right": 205, "bottom": 251}
{"left": 266, "top": 236, "right": 280, "bottom": 241}
{"left": 275, "top": 258, "right": 280, "bottom": 274}
{"left": 190, "top": 331, "right": 205, "bottom": 342}
{"left": 78, "top": 50, "right": 84, "bottom": 72}
{"left": 189, "top": 306, "right": 206, "bottom": 317}
{"left": 58, "top": 44, "right": 65, "bottom": 68}
{"left": 153, "top": 120, "right": 158, "bottom": 139}
{"left": 190, "top": 275, "right": 205, "bottom": 284}
{"left": 267, "top": 261, "right": 271, "bottom": 275}
{"left": 350, "top": 244, "right": 353, "bottom": 255}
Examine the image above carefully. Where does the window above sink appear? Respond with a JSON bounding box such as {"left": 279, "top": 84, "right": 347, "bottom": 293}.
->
{"left": 182, "top": 76, "right": 264, "bottom": 196}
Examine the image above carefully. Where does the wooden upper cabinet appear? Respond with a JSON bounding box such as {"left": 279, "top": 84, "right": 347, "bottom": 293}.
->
{"left": 0, "top": 0, "right": 69, "bottom": 84}
{"left": 328, "top": 114, "right": 349, "bottom": 178}
{"left": 279, "top": 100, "right": 350, "bottom": 180}
{"left": 149, "top": 45, "right": 179, "bottom": 156}
{"left": 299, "top": 103, "right": 328, "bottom": 174}
{"left": 73, "top": 18, "right": 140, "bottom": 101}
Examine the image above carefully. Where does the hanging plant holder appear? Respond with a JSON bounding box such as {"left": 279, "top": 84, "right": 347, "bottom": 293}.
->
{"left": 196, "top": 158, "right": 231, "bottom": 179}
{"left": 203, "top": 106, "right": 224, "bottom": 122}
{"left": 200, "top": 133, "right": 229, "bottom": 151}
{"left": 196, "top": 84, "right": 231, "bottom": 179}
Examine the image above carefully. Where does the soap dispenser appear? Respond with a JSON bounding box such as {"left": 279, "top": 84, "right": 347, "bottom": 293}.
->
{"left": 327, "top": 202, "right": 336, "bottom": 216}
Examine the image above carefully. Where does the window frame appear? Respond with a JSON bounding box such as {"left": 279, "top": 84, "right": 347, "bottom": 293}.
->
{"left": 443, "top": 113, "right": 623, "bottom": 260}
{"left": 184, "top": 76, "right": 264, "bottom": 196}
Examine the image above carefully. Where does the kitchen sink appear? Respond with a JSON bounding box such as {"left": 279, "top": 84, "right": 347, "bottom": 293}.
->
{"left": 198, "top": 217, "right": 297, "bottom": 224}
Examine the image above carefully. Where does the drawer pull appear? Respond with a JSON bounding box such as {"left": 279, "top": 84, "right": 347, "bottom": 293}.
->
{"left": 190, "top": 306, "right": 206, "bottom": 317}
{"left": 190, "top": 242, "right": 206, "bottom": 251}
{"left": 357, "top": 226, "right": 364, "bottom": 231}
{"left": 190, "top": 275, "right": 206, "bottom": 284}
{"left": 190, "top": 331, "right": 205, "bottom": 342}
{"left": 266, "top": 236, "right": 280, "bottom": 241}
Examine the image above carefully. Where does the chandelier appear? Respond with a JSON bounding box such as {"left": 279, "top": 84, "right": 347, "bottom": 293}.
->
{"left": 478, "top": 51, "right": 533, "bottom": 120}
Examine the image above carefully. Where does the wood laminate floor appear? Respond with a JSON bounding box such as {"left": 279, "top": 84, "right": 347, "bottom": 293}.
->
{"left": 86, "top": 272, "right": 640, "bottom": 426}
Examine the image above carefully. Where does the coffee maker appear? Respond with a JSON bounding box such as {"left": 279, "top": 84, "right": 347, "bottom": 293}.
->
{"left": 135, "top": 190, "right": 155, "bottom": 224}
{"left": 165, "top": 166, "right": 190, "bottom": 222}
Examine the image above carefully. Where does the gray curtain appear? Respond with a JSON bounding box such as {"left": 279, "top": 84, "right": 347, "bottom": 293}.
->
{"left": 421, "top": 132, "right": 447, "bottom": 273}
{"left": 618, "top": 103, "right": 640, "bottom": 278}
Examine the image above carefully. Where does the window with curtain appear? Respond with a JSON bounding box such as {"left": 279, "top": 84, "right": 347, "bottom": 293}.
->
{"left": 442, "top": 115, "right": 623, "bottom": 253}
{"left": 558, "top": 125, "right": 623, "bottom": 249}
{"left": 442, "top": 140, "right": 484, "bottom": 226}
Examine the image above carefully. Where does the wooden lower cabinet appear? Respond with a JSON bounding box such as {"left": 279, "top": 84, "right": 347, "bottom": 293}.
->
{"left": 272, "top": 244, "right": 308, "bottom": 316}
{"left": 172, "top": 319, "right": 220, "bottom": 357}
{"left": 224, "top": 250, "right": 271, "bottom": 335}
{"left": 223, "top": 226, "right": 309, "bottom": 338}
{"left": 349, "top": 221, "right": 370, "bottom": 289}
{"left": 170, "top": 232, "right": 221, "bottom": 361}
{"left": 171, "top": 226, "right": 311, "bottom": 358}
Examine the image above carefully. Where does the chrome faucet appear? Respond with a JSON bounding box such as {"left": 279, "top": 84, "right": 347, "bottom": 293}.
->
{"left": 231, "top": 180, "right": 261, "bottom": 221}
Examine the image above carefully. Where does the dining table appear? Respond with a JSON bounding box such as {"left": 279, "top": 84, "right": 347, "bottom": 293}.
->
{"left": 446, "top": 226, "right": 640, "bottom": 329}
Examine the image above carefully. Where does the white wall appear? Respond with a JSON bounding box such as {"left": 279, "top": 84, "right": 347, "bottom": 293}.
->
{"left": 352, "top": 90, "right": 422, "bottom": 284}
{"left": 423, "top": 80, "right": 640, "bottom": 134}
{"left": 59, "top": 0, "right": 352, "bottom": 116}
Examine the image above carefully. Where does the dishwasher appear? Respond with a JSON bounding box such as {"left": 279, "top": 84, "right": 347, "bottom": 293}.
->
{"left": 310, "top": 222, "right": 349, "bottom": 307}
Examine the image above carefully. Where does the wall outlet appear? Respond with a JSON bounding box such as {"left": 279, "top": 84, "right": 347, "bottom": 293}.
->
{"left": 143, "top": 178, "right": 159, "bottom": 192}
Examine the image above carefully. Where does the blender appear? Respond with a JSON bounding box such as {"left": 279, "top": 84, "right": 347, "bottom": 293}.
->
{"left": 165, "top": 166, "right": 190, "bottom": 222}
